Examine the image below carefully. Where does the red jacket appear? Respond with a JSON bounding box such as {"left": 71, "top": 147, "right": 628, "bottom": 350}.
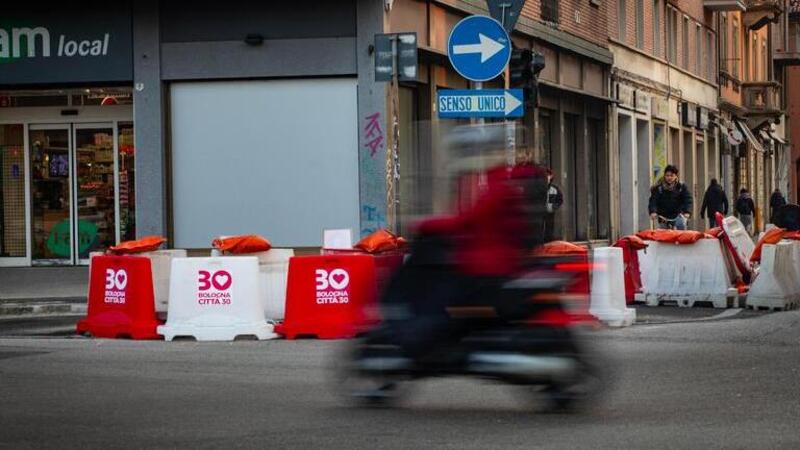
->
{"left": 417, "top": 164, "right": 545, "bottom": 276}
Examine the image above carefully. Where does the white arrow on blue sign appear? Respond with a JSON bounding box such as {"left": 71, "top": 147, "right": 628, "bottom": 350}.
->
{"left": 437, "top": 89, "right": 524, "bottom": 119}
{"left": 447, "top": 15, "right": 511, "bottom": 82}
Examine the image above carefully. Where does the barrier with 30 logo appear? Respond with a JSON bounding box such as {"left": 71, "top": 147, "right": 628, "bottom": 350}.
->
{"left": 276, "top": 254, "right": 382, "bottom": 339}
{"left": 157, "top": 257, "right": 278, "bottom": 341}
{"left": 77, "top": 255, "right": 162, "bottom": 339}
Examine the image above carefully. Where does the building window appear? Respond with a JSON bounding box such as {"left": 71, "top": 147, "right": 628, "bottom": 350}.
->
{"left": 752, "top": 33, "right": 759, "bottom": 80}
{"left": 696, "top": 24, "right": 702, "bottom": 75}
{"left": 667, "top": 6, "right": 677, "bottom": 63}
{"left": 733, "top": 19, "right": 740, "bottom": 77}
{"left": 721, "top": 13, "right": 728, "bottom": 72}
{"left": 762, "top": 37, "right": 768, "bottom": 80}
{"left": 636, "top": 0, "right": 644, "bottom": 48}
{"left": 707, "top": 31, "right": 714, "bottom": 81}
{"left": 682, "top": 16, "right": 689, "bottom": 69}
{"left": 619, "top": 0, "right": 627, "bottom": 41}
{"left": 795, "top": 23, "right": 800, "bottom": 53}
{"left": 654, "top": 0, "right": 662, "bottom": 57}
{"left": 541, "top": 0, "right": 559, "bottom": 23}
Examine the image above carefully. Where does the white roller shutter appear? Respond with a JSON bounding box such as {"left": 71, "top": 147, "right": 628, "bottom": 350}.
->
{"left": 170, "top": 79, "right": 359, "bottom": 248}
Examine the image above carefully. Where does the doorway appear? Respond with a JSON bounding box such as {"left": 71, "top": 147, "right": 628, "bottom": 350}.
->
{"left": 29, "top": 123, "right": 118, "bottom": 265}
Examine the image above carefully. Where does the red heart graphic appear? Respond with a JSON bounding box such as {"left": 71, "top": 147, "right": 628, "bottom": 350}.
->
{"left": 212, "top": 271, "right": 232, "bottom": 290}
{"left": 332, "top": 273, "right": 346, "bottom": 285}
{"left": 118, "top": 273, "right": 126, "bottom": 283}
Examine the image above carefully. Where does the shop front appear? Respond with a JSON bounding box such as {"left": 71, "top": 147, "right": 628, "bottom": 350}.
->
{"left": 0, "top": 94, "right": 134, "bottom": 267}
{"left": 0, "top": 4, "right": 134, "bottom": 266}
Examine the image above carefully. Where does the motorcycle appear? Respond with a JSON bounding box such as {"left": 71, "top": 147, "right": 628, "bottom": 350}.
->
{"left": 335, "top": 243, "right": 607, "bottom": 413}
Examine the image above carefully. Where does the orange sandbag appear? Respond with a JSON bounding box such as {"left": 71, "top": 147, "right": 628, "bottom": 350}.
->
{"left": 354, "top": 229, "right": 405, "bottom": 254}
{"left": 750, "top": 227, "right": 785, "bottom": 264}
{"left": 108, "top": 236, "right": 166, "bottom": 254}
{"left": 705, "top": 227, "right": 723, "bottom": 238}
{"left": 783, "top": 231, "right": 800, "bottom": 240}
{"left": 636, "top": 229, "right": 705, "bottom": 245}
{"left": 212, "top": 235, "right": 272, "bottom": 254}
{"left": 618, "top": 235, "right": 648, "bottom": 250}
{"left": 534, "top": 240, "right": 588, "bottom": 256}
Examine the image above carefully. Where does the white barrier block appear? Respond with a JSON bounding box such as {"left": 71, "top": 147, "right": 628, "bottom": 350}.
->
{"left": 636, "top": 244, "right": 658, "bottom": 296}
{"left": 210, "top": 250, "right": 295, "bottom": 321}
{"left": 139, "top": 249, "right": 187, "bottom": 316}
{"left": 637, "top": 239, "right": 739, "bottom": 308}
{"left": 256, "top": 249, "right": 294, "bottom": 321}
{"left": 747, "top": 242, "right": 799, "bottom": 311}
{"left": 157, "top": 256, "right": 278, "bottom": 341}
{"left": 789, "top": 241, "right": 800, "bottom": 296}
{"left": 721, "top": 216, "right": 755, "bottom": 274}
{"left": 590, "top": 247, "right": 636, "bottom": 327}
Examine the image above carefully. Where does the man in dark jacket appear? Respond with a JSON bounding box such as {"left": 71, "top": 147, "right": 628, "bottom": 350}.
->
{"left": 735, "top": 187, "right": 756, "bottom": 236}
{"left": 648, "top": 165, "right": 693, "bottom": 230}
{"left": 700, "top": 179, "right": 728, "bottom": 229}
{"left": 544, "top": 169, "right": 564, "bottom": 241}
{"left": 769, "top": 188, "right": 787, "bottom": 224}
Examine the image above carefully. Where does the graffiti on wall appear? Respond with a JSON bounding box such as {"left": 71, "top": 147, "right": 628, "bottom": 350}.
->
{"left": 363, "top": 112, "right": 384, "bottom": 158}
{"left": 361, "top": 203, "right": 386, "bottom": 236}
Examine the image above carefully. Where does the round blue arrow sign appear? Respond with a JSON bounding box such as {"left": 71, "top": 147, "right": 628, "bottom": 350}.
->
{"left": 447, "top": 15, "right": 512, "bottom": 82}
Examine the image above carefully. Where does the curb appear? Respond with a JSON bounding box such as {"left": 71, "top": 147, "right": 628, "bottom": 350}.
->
{"left": 0, "top": 296, "right": 86, "bottom": 305}
{"left": 0, "top": 301, "right": 87, "bottom": 317}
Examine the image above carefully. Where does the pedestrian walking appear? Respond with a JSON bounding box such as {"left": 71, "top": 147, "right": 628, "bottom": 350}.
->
{"left": 700, "top": 179, "right": 728, "bottom": 229}
{"left": 544, "top": 169, "right": 563, "bottom": 241}
{"left": 648, "top": 165, "right": 692, "bottom": 230}
{"left": 735, "top": 187, "right": 756, "bottom": 236}
{"left": 769, "top": 188, "right": 787, "bottom": 224}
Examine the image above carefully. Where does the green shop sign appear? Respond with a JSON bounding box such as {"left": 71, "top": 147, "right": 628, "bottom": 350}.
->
{"left": 46, "top": 219, "right": 98, "bottom": 258}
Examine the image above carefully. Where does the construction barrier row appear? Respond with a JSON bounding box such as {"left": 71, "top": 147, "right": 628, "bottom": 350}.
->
{"left": 77, "top": 216, "right": 800, "bottom": 340}
{"left": 77, "top": 247, "right": 403, "bottom": 341}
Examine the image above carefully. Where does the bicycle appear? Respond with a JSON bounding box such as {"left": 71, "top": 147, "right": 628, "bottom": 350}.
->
{"left": 652, "top": 214, "right": 689, "bottom": 230}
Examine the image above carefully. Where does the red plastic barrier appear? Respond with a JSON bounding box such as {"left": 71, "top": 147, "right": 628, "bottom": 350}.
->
{"left": 320, "top": 249, "right": 405, "bottom": 296}
{"left": 275, "top": 254, "right": 384, "bottom": 339}
{"left": 76, "top": 255, "right": 162, "bottom": 339}
{"left": 613, "top": 236, "right": 648, "bottom": 304}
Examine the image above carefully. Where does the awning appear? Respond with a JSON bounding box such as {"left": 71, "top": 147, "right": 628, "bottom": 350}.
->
{"left": 735, "top": 120, "right": 766, "bottom": 153}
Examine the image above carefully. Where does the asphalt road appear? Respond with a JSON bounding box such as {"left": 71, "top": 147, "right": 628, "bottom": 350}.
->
{"left": 1, "top": 310, "right": 799, "bottom": 449}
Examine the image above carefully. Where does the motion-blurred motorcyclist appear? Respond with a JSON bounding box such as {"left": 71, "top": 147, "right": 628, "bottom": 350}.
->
{"left": 377, "top": 162, "right": 550, "bottom": 360}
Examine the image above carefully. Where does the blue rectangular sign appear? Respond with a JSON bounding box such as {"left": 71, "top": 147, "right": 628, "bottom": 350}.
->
{"left": 437, "top": 89, "right": 524, "bottom": 119}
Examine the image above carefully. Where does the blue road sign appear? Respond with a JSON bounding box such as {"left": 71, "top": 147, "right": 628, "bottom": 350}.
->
{"left": 447, "top": 15, "right": 512, "bottom": 82}
{"left": 437, "top": 89, "right": 524, "bottom": 119}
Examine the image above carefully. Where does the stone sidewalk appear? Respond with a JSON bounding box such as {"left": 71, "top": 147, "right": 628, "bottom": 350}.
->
{"left": 0, "top": 267, "right": 88, "bottom": 315}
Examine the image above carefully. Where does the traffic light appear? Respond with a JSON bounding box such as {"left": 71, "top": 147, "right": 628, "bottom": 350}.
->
{"left": 529, "top": 51, "right": 546, "bottom": 108}
{"left": 508, "top": 47, "right": 546, "bottom": 109}
{"left": 509, "top": 48, "right": 533, "bottom": 91}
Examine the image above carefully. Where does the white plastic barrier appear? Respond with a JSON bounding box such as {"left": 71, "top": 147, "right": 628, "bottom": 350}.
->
{"left": 789, "top": 240, "right": 800, "bottom": 291}
{"left": 636, "top": 239, "right": 739, "bottom": 308}
{"left": 590, "top": 247, "right": 636, "bottom": 327}
{"left": 254, "top": 249, "right": 294, "bottom": 321}
{"left": 207, "top": 249, "right": 295, "bottom": 321}
{"left": 158, "top": 256, "right": 278, "bottom": 341}
{"left": 747, "top": 242, "right": 799, "bottom": 311}
{"left": 721, "top": 216, "right": 755, "bottom": 277}
{"left": 139, "top": 249, "right": 187, "bottom": 317}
